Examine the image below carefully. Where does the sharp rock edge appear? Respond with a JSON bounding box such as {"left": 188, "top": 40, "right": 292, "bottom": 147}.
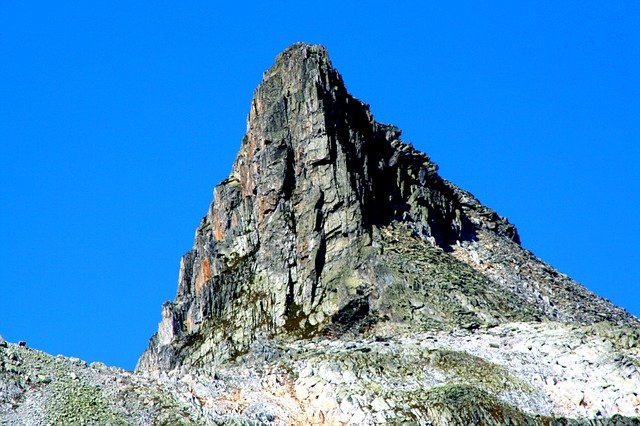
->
{"left": 2, "top": 43, "right": 639, "bottom": 425}
{"left": 139, "top": 42, "right": 637, "bottom": 373}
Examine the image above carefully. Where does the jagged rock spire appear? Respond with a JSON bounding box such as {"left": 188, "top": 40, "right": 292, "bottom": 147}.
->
{"left": 138, "top": 43, "right": 635, "bottom": 372}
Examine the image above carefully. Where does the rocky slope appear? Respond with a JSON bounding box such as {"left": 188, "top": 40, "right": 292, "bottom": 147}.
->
{"left": 3, "top": 319, "right": 639, "bottom": 424}
{"left": 138, "top": 43, "right": 637, "bottom": 368}
{"left": 2, "top": 43, "right": 639, "bottom": 425}
{"left": 138, "top": 43, "right": 637, "bottom": 374}
{"left": 0, "top": 338, "right": 204, "bottom": 425}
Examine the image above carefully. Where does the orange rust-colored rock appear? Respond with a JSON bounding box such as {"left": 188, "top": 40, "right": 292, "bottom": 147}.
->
{"left": 195, "top": 258, "right": 212, "bottom": 293}
{"left": 184, "top": 315, "right": 193, "bottom": 333}
{"left": 213, "top": 211, "right": 224, "bottom": 241}
{"left": 256, "top": 194, "right": 277, "bottom": 224}
{"left": 247, "top": 136, "right": 257, "bottom": 159}
{"left": 240, "top": 165, "right": 254, "bottom": 198}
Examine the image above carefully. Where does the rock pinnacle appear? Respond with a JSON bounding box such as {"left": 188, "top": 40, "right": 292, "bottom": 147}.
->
{"left": 138, "top": 43, "right": 638, "bottom": 372}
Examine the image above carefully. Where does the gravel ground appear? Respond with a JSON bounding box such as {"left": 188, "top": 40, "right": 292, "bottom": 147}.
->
{"left": 3, "top": 321, "right": 638, "bottom": 425}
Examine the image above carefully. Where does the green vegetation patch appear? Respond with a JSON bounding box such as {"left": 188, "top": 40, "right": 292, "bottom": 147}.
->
{"left": 587, "top": 322, "right": 640, "bottom": 350}
{"left": 46, "top": 379, "right": 129, "bottom": 425}
{"left": 283, "top": 302, "right": 320, "bottom": 339}
{"left": 428, "top": 349, "right": 532, "bottom": 394}
{"left": 379, "top": 224, "right": 545, "bottom": 330}
{"left": 413, "top": 384, "right": 550, "bottom": 426}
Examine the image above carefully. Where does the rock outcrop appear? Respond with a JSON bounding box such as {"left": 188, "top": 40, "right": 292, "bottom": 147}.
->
{"left": 2, "top": 43, "right": 638, "bottom": 425}
{"left": 4, "top": 320, "right": 640, "bottom": 424}
{"left": 138, "top": 43, "right": 638, "bottom": 375}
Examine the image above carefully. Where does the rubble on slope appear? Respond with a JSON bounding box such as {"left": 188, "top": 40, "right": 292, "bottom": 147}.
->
{"left": 3, "top": 43, "right": 639, "bottom": 425}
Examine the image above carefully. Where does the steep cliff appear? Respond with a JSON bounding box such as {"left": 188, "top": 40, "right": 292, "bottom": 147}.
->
{"left": 138, "top": 43, "right": 637, "bottom": 376}
{"left": 3, "top": 43, "right": 639, "bottom": 426}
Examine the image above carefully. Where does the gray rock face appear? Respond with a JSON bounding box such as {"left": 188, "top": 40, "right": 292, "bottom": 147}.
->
{"left": 138, "top": 43, "right": 638, "bottom": 374}
{"left": 3, "top": 43, "right": 639, "bottom": 425}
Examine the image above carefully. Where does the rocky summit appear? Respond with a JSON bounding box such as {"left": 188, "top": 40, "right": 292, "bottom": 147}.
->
{"left": 2, "top": 43, "right": 639, "bottom": 425}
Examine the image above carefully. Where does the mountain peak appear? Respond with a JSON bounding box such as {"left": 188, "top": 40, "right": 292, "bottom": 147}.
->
{"left": 245, "top": 42, "right": 346, "bottom": 156}
{"left": 266, "top": 42, "right": 332, "bottom": 87}
{"left": 138, "top": 43, "right": 638, "bottom": 373}
{"left": 258, "top": 42, "right": 335, "bottom": 100}
{"left": 4, "top": 43, "right": 640, "bottom": 426}
{"left": 272, "top": 42, "right": 330, "bottom": 70}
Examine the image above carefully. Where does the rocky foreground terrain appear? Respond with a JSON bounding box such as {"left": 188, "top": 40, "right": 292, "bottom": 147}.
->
{"left": 2, "top": 319, "right": 640, "bottom": 424}
{"left": 2, "top": 43, "right": 639, "bottom": 425}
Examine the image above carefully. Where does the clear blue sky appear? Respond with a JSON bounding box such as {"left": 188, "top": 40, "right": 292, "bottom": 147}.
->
{"left": 1, "top": 2, "right": 638, "bottom": 370}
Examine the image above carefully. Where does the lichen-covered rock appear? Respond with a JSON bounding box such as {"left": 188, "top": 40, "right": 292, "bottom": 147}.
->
{"left": 0, "top": 342, "right": 203, "bottom": 425}
{"left": 4, "top": 43, "right": 638, "bottom": 425}
{"left": 139, "top": 43, "right": 638, "bottom": 374}
{"left": 4, "top": 321, "right": 640, "bottom": 425}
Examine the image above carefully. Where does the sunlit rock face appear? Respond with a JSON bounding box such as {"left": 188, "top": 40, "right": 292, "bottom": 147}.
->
{"left": 1, "top": 43, "right": 638, "bottom": 426}
{"left": 128, "top": 43, "right": 640, "bottom": 424}
{"left": 138, "top": 43, "right": 637, "bottom": 374}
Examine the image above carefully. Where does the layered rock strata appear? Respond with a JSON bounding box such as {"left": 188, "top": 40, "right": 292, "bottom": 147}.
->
{"left": 2, "top": 43, "right": 639, "bottom": 425}
{"left": 138, "top": 43, "right": 638, "bottom": 374}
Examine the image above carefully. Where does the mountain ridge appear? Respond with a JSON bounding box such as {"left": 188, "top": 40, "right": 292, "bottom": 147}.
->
{"left": 138, "top": 43, "right": 637, "bottom": 373}
{"left": 1, "top": 43, "right": 638, "bottom": 425}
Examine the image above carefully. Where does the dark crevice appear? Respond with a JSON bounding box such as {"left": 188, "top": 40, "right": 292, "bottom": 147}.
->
{"left": 281, "top": 143, "right": 296, "bottom": 201}
{"left": 314, "top": 191, "right": 325, "bottom": 231}
{"left": 323, "top": 297, "right": 373, "bottom": 337}
{"left": 332, "top": 298, "right": 370, "bottom": 326}
{"left": 311, "top": 234, "right": 326, "bottom": 304}
{"left": 284, "top": 269, "right": 295, "bottom": 317}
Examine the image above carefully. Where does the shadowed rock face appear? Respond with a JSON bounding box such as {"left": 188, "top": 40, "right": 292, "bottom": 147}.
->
{"left": 137, "top": 43, "right": 637, "bottom": 373}
{"left": 3, "top": 43, "right": 639, "bottom": 425}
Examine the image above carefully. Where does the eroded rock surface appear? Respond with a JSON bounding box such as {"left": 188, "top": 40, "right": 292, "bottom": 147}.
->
{"left": 4, "top": 320, "right": 639, "bottom": 425}
{"left": 2, "top": 43, "right": 638, "bottom": 425}
{"left": 138, "top": 43, "right": 637, "bottom": 376}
